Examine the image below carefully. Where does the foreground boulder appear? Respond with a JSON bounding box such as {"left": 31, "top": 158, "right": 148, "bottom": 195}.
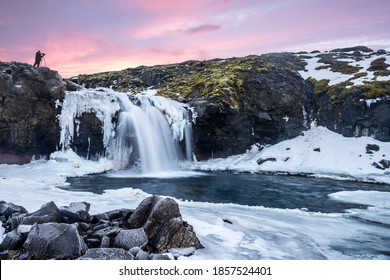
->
{"left": 78, "top": 248, "right": 133, "bottom": 260}
{"left": 128, "top": 196, "right": 204, "bottom": 252}
{"left": 20, "top": 223, "right": 87, "bottom": 260}
{"left": 0, "top": 196, "right": 203, "bottom": 260}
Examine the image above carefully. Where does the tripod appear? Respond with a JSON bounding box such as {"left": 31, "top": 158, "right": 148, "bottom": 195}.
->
{"left": 43, "top": 56, "right": 46, "bottom": 67}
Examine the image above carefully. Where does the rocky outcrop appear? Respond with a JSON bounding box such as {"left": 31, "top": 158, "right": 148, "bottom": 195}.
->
{"left": 0, "top": 62, "right": 66, "bottom": 163}
{"left": 0, "top": 196, "right": 203, "bottom": 260}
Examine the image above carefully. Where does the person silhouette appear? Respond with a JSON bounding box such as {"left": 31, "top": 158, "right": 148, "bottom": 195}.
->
{"left": 33, "top": 50, "right": 45, "bottom": 67}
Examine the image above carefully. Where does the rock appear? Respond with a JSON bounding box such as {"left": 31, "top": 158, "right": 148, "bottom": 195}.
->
{"left": 0, "top": 228, "right": 25, "bottom": 251}
{"left": 21, "top": 201, "right": 61, "bottom": 225}
{"left": 0, "top": 62, "right": 66, "bottom": 161}
{"left": 379, "top": 159, "right": 390, "bottom": 169}
{"left": 0, "top": 202, "right": 28, "bottom": 220}
{"left": 129, "top": 246, "right": 141, "bottom": 256}
{"left": 313, "top": 148, "right": 321, "bottom": 152}
{"left": 257, "top": 157, "right": 276, "bottom": 165}
{"left": 135, "top": 249, "right": 150, "bottom": 260}
{"left": 92, "top": 226, "right": 120, "bottom": 238}
{"left": 366, "top": 144, "right": 380, "bottom": 154}
{"left": 78, "top": 248, "right": 133, "bottom": 260}
{"left": 151, "top": 253, "right": 172, "bottom": 260}
{"left": 113, "top": 228, "right": 148, "bottom": 250}
{"left": 20, "top": 223, "right": 87, "bottom": 260}
{"left": 377, "top": 49, "right": 386, "bottom": 55}
{"left": 222, "top": 219, "right": 233, "bottom": 224}
{"left": 330, "top": 46, "right": 373, "bottom": 53}
{"left": 60, "top": 202, "right": 91, "bottom": 223}
{"left": 101, "top": 236, "right": 111, "bottom": 248}
{"left": 372, "top": 162, "right": 385, "bottom": 170}
{"left": 128, "top": 195, "right": 203, "bottom": 252}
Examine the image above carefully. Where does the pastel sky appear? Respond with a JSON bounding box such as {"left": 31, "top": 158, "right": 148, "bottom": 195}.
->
{"left": 1, "top": 0, "right": 389, "bottom": 78}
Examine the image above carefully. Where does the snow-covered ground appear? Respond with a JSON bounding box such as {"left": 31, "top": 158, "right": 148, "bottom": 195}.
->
{"left": 1, "top": 126, "right": 389, "bottom": 259}
{"left": 193, "top": 125, "right": 390, "bottom": 185}
{"left": 297, "top": 51, "right": 390, "bottom": 86}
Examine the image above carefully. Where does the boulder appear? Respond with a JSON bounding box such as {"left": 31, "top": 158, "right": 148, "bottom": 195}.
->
{"left": 20, "top": 223, "right": 87, "bottom": 260}
{"left": 0, "top": 228, "right": 25, "bottom": 251}
{"left": 127, "top": 195, "right": 203, "bottom": 252}
{"left": 113, "top": 228, "right": 148, "bottom": 250}
{"left": 60, "top": 202, "right": 91, "bottom": 223}
{"left": 0, "top": 202, "right": 28, "bottom": 220}
{"left": 135, "top": 249, "right": 150, "bottom": 260}
{"left": 21, "top": 201, "right": 61, "bottom": 225}
{"left": 78, "top": 248, "right": 133, "bottom": 260}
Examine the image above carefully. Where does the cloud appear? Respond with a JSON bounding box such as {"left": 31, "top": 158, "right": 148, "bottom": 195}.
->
{"left": 181, "top": 24, "right": 221, "bottom": 35}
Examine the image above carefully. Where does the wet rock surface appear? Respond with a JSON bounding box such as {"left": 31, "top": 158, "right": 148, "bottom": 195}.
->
{"left": 0, "top": 196, "right": 203, "bottom": 260}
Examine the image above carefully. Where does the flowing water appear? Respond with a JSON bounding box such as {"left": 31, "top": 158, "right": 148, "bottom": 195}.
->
{"left": 65, "top": 171, "right": 390, "bottom": 213}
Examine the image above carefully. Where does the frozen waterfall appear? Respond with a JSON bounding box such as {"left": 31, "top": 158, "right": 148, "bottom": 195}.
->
{"left": 58, "top": 88, "right": 194, "bottom": 174}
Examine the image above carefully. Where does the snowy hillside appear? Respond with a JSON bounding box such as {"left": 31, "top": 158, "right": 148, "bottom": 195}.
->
{"left": 192, "top": 125, "right": 390, "bottom": 184}
{"left": 297, "top": 48, "right": 390, "bottom": 86}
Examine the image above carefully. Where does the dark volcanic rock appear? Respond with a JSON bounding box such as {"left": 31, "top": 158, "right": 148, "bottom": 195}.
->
{"left": 0, "top": 62, "right": 66, "bottom": 162}
{"left": 127, "top": 195, "right": 203, "bottom": 252}
{"left": 21, "top": 201, "right": 61, "bottom": 225}
{"left": 0, "top": 199, "right": 203, "bottom": 260}
{"left": 0, "top": 202, "right": 28, "bottom": 220}
{"left": 78, "top": 248, "right": 133, "bottom": 260}
{"left": 59, "top": 202, "right": 91, "bottom": 223}
{"left": 20, "top": 223, "right": 87, "bottom": 259}
{"left": 113, "top": 228, "right": 148, "bottom": 250}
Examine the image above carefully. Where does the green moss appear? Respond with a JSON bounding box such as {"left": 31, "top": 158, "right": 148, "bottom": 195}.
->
{"left": 157, "top": 56, "right": 272, "bottom": 110}
{"left": 309, "top": 78, "right": 330, "bottom": 95}
{"left": 317, "top": 54, "right": 362, "bottom": 74}
{"left": 359, "top": 82, "right": 389, "bottom": 99}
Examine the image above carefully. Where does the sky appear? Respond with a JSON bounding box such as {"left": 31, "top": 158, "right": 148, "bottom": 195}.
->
{"left": 0, "top": 0, "right": 389, "bottom": 78}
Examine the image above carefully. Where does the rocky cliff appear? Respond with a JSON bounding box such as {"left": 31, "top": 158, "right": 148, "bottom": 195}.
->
{"left": 0, "top": 62, "right": 66, "bottom": 163}
{"left": 1, "top": 46, "right": 389, "bottom": 163}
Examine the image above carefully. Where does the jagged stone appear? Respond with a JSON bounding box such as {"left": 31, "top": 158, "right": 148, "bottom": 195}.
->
{"left": 20, "top": 223, "right": 87, "bottom": 260}
{"left": 0, "top": 202, "right": 28, "bottom": 220}
{"left": 21, "top": 201, "right": 61, "bottom": 225}
{"left": 0, "top": 229, "right": 24, "bottom": 251}
{"left": 113, "top": 228, "right": 148, "bottom": 250}
{"left": 127, "top": 195, "right": 203, "bottom": 252}
{"left": 60, "top": 202, "right": 91, "bottom": 223}
{"left": 135, "top": 249, "right": 150, "bottom": 260}
{"left": 78, "top": 248, "right": 133, "bottom": 260}
{"left": 379, "top": 159, "right": 390, "bottom": 169}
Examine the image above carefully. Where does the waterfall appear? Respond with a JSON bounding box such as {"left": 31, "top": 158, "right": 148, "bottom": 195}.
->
{"left": 58, "top": 88, "right": 194, "bottom": 174}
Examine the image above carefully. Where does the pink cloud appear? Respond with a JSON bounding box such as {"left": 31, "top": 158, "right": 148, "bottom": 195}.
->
{"left": 181, "top": 24, "right": 221, "bottom": 35}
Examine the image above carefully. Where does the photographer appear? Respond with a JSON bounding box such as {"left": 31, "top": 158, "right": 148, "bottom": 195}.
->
{"left": 33, "top": 50, "right": 45, "bottom": 67}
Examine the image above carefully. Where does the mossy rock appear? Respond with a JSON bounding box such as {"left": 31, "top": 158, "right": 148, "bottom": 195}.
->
{"left": 317, "top": 53, "right": 362, "bottom": 74}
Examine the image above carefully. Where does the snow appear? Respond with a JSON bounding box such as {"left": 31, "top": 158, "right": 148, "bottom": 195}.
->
{"left": 297, "top": 52, "right": 390, "bottom": 86}
{"left": 193, "top": 125, "right": 390, "bottom": 184}
{"left": 329, "top": 190, "right": 390, "bottom": 225}
{"left": 1, "top": 153, "right": 389, "bottom": 259}
{"left": 298, "top": 56, "right": 352, "bottom": 86}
